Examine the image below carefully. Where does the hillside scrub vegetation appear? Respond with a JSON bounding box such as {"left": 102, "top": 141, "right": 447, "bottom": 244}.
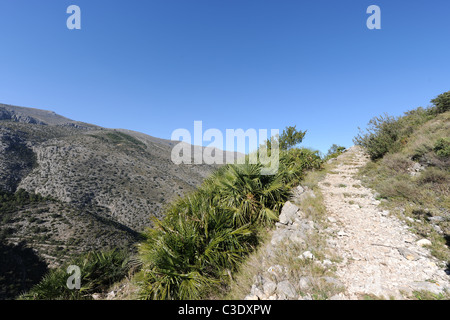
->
{"left": 354, "top": 91, "right": 450, "bottom": 264}
{"left": 354, "top": 91, "right": 450, "bottom": 160}
{"left": 0, "top": 189, "right": 51, "bottom": 218}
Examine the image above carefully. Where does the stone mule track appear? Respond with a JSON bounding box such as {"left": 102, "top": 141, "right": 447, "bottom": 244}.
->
{"left": 320, "top": 146, "right": 449, "bottom": 299}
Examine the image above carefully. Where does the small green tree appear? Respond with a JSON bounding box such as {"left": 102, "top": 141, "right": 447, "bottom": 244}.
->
{"left": 326, "top": 144, "right": 346, "bottom": 160}
{"left": 279, "top": 126, "right": 307, "bottom": 151}
{"left": 327, "top": 144, "right": 346, "bottom": 156}
{"left": 431, "top": 91, "right": 450, "bottom": 114}
{"left": 263, "top": 126, "right": 307, "bottom": 152}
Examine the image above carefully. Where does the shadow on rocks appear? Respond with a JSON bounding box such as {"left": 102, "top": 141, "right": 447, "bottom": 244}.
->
{"left": 0, "top": 241, "right": 48, "bottom": 300}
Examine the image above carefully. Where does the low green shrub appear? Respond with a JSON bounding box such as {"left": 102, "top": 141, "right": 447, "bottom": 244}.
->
{"left": 434, "top": 137, "right": 450, "bottom": 158}
{"left": 20, "top": 249, "right": 132, "bottom": 300}
{"left": 353, "top": 114, "right": 401, "bottom": 160}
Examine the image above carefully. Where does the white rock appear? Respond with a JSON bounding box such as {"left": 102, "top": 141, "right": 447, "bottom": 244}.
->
{"left": 299, "top": 251, "right": 315, "bottom": 260}
{"left": 327, "top": 217, "right": 337, "bottom": 223}
{"left": 279, "top": 201, "right": 300, "bottom": 225}
{"left": 433, "top": 225, "right": 443, "bottom": 234}
{"left": 106, "top": 291, "right": 116, "bottom": 299}
{"left": 398, "top": 248, "right": 420, "bottom": 261}
{"left": 298, "top": 276, "right": 313, "bottom": 290}
{"left": 277, "top": 281, "right": 297, "bottom": 299}
{"left": 428, "top": 216, "right": 445, "bottom": 223}
{"left": 263, "top": 281, "right": 277, "bottom": 296}
{"left": 251, "top": 284, "right": 264, "bottom": 298}
{"left": 322, "top": 259, "right": 333, "bottom": 268}
{"left": 416, "top": 239, "right": 432, "bottom": 247}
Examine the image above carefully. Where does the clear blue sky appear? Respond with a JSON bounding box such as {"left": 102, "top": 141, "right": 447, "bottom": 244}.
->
{"left": 0, "top": 0, "right": 449, "bottom": 154}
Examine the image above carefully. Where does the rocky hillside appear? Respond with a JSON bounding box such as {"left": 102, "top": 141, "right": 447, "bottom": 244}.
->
{"left": 0, "top": 103, "right": 227, "bottom": 272}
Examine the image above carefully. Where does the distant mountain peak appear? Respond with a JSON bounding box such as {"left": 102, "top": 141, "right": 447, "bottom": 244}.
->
{"left": 0, "top": 103, "right": 97, "bottom": 129}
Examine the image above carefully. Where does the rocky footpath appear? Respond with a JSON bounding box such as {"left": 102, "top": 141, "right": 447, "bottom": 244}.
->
{"left": 244, "top": 146, "right": 450, "bottom": 300}
{"left": 320, "top": 146, "right": 449, "bottom": 299}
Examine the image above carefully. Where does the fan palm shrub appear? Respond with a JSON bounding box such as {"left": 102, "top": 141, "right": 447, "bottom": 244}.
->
{"left": 20, "top": 249, "right": 131, "bottom": 300}
{"left": 138, "top": 190, "right": 253, "bottom": 300}
{"left": 138, "top": 147, "right": 323, "bottom": 300}
{"left": 205, "top": 163, "right": 289, "bottom": 227}
{"left": 277, "top": 148, "right": 323, "bottom": 186}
